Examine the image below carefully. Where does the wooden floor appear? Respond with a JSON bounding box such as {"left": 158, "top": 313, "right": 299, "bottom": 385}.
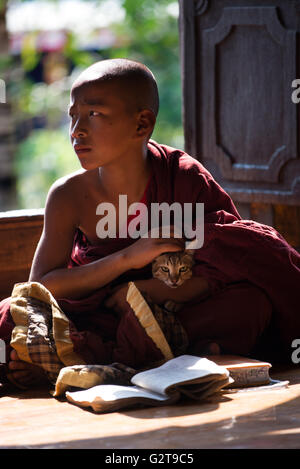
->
{"left": 0, "top": 366, "right": 300, "bottom": 449}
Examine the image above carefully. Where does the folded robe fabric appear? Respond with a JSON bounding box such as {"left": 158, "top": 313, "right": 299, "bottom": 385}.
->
{"left": 1, "top": 140, "right": 300, "bottom": 372}
{"left": 58, "top": 140, "right": 300, "bottom": 361}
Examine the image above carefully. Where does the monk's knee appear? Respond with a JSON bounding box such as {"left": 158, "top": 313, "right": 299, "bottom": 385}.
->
{"left": 234, "top": 282, "right": 272, "bottom": 334}
{"left": 232, "top": 283, "right": 272, "bottom": 354}
{"left": 213, "top": 282, "right": 273, "bottom": 355}
{"left": 179, "top": 282, "right": 273, "bottom": 356}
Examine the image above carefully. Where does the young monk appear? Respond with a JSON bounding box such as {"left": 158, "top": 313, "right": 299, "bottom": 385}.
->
{"left": 1, "top": 58, "right": 300, "bottom": 387}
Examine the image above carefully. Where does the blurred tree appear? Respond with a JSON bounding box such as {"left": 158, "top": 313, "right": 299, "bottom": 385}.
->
{"left": 5, "top": 0, "right": 183, "bottom": 209}
{"left": 111, "top": 0, "right": 183, "bottom": 148}
{"left": 0, "top": 0, "right": 17, "bottom": 210}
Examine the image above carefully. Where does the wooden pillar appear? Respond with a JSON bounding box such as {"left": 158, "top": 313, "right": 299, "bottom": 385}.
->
{"left": 179, "top": 0, "right": 300, "bottom": 249}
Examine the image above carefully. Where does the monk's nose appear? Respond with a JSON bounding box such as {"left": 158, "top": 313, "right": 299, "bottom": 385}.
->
{"left": 71, "top": 120, "right": 88, "bottom": 139}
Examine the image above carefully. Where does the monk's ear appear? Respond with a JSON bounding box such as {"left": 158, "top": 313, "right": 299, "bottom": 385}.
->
{"left": 136, "top": 110, "right": 156, "bottom": 138}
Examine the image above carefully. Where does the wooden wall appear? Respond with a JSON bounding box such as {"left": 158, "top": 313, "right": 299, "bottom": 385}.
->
{"left": 0, "top": 210, "right": 44, "bottom": 300}
{"left": 179, "top": 0, "right": 300, "bottom": 249}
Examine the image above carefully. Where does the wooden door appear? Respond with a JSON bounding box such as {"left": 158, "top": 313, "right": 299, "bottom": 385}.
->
{"left": 179, "top": 0, "right": 300, "bottom": 248}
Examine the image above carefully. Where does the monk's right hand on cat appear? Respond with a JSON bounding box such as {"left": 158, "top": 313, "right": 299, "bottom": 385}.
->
{"left": 123, "top": 230, "right": 184, "bottom": 270}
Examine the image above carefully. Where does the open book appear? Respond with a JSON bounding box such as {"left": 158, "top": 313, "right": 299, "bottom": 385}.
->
{"left": 65, "top": 355, "right": 231, "bottom": 413}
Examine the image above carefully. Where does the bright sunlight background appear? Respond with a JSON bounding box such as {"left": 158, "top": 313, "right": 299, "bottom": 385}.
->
{"left": 4, "top": 0, "right": 183, "bottom": 209}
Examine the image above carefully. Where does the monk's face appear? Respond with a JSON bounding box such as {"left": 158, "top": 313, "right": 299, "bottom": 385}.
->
{"left": 69, "top": 79, "right": 138, "bottom": 170}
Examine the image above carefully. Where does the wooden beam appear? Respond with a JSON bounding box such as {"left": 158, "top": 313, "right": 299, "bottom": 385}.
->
{"left": 0, "top": 209, "right": 44, "bottom": 300}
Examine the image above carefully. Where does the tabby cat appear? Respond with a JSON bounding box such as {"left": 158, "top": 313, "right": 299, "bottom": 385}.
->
{"left": 152, "top": 250, "right": 195, "bottom": 312}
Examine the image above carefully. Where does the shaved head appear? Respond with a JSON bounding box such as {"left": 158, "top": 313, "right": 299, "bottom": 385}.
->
{"left": 72, "top": 58, "right": 159, "bottom": 117}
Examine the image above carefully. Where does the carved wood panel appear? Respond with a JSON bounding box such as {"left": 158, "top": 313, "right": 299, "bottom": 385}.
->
{"left": 179, "top": 0, "right": 300, "bottom": 206}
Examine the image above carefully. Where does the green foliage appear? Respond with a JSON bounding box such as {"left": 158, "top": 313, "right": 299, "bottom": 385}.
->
{"left": 112, "top": 0, "right": 183, "bottom": 147}
{"left": 63, "top": 31, "right": 98, "bottom": 68}
{"left": 21, "top": 32, "right": 42, "bottom": 71}
{"left": 0, "top": 0, "right": 6, "bottom": 12}
{"left": 14, "top": 126, "right": 80, "bottom": 208}
{"left": 11, "top": 0, "right": 184, "bottom": 208}
{"left": 0, "top": 54, "right": 13, "bottom": 74}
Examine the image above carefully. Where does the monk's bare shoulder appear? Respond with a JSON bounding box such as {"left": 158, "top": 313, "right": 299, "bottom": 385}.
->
{"left": 45, "top": 169, "right": 97, "bottom": 227}
{"left": 48, "top": 168, "right": 101, "bottom": 200}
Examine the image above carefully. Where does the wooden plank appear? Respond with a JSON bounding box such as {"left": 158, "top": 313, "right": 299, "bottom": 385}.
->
{"left": 274, "top": 204, "right": 300, "bottom": 248}
{"left": 0, "top": 269, "right": 30, "bottom": 300}
{"left": 179, "top": 0, "right": 300, "bottom": 204}
{"left": 235, "top": 202, "right": 251, "bottom": 220}
{"left": 0, "top": 223, "right": 42, "bottom": 270}
{"left": 0, "top": 208, "right": 44, "bottom": 224}
{"left": 0, "top": 209, "right": 44, "bottom": 299}
{"left": 250, "top": 203, "right": 274, "bottom": 227}
{"left": 0, "top": 367, "right": 299, "bottom": 449}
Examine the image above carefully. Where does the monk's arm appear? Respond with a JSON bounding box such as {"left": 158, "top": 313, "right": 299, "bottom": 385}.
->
{"left": 31, "top": 248, "right": 131, "bottom": 300}
{"left": 29, "top": 181, "right": 183, "bottom": 300}
{"left": 134, "top": 276, "right": 210, "bottom": 304}
{"left": 29, "top": 181, "right": 133, "bottom": 300}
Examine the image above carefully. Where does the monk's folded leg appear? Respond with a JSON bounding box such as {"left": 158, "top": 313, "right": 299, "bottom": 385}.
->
{"left": 177, "top": 282, "right": 272, "bottom": 357}
{"left": 113, "top": 306, "right": 166, "bottom": 368}
{"left": 64, "top": 301, "right": 165, "bottom": 369}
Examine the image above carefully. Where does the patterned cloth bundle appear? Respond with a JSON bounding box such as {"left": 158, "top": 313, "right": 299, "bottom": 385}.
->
{"left": 9, "top": 281, "right": 188, "bottom": 396}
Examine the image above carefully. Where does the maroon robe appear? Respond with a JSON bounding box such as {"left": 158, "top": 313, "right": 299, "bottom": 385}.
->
{"left": 1, "top": 140, "right": 299, "bottom": 369}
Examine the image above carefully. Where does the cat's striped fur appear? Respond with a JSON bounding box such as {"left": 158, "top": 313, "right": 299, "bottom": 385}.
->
{"left": 152, "top": 250, "right": 194, "bottom": 289}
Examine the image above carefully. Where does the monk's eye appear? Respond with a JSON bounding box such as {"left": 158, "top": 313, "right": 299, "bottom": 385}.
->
{"left": 179, "top": 266, "right": 188, "bottom": 272}
{"left": 89, "top": 110, "right": 101, "bottom": 116}
{"left": 161, "top": 266, "right": 169, "bottom": 272}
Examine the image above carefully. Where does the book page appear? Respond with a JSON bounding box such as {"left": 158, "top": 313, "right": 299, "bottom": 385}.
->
{"left": 132, "top": 355, "right": 229, "bottom": 396}
{"left": 67, "top": 384, "right": 171, "bottom": 403}
{"left": 178, "top": 376, "right": 232, "bottom": 399}
{"left": 65, "top": 384, "right": 179, "bottom": 412}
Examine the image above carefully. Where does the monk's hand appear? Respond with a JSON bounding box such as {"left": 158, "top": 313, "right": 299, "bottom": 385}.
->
{"left": 105, "top": 283, "right": 130, "bottom": 315}
{"left": 123, "top": 226, "right": 184, "bottom": 270}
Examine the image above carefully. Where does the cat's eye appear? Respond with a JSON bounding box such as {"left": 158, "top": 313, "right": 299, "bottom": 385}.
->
{"left": 179, "top": 266, "right": 188, "bottom": 272}
{"left": 161, "top": 266, "right": 169, "bottom": 272}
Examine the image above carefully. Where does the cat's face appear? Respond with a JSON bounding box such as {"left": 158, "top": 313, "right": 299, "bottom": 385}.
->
{"left": 152, "top": 251, "right": 194, "bottom": 288}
